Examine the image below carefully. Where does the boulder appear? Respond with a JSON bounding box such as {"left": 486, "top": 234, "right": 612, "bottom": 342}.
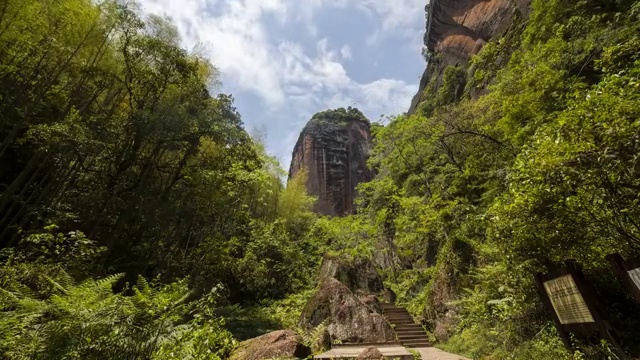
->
{"left": 318, "top": 254, "right": 383, "bottom": 294}
{"left": 358, "top": 347, "right": 385, "bottom": 360}
{"left": 300, "top": 278, "right": 395, "bottom": 344}
{"left": 382, "top": 288, "right": 397, "bottom": 303}
{"left": 229, "top": 330, "right": 311, "bottom": 360}
{"left": 433, "top": 309, "right": 459, "bottom": 342}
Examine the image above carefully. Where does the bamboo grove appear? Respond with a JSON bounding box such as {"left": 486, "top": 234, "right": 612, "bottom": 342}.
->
{"left": 0, "top": 0, "right": 319, "bottom": 306}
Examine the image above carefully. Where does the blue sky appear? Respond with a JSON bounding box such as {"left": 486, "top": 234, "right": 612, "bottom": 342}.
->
{"left": 138, "top": 0, "right": 426, "bottom": 169}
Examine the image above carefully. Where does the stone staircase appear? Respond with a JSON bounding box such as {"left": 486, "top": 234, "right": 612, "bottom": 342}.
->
{"left": 379, "top": 303, "right": 431, "bottom": 348}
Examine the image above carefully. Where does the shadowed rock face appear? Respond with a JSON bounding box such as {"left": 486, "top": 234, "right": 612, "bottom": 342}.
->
{"left": 409, "top": 0, "right": 531, "bottom": 113}
{"left": 318, "top": 254, "right": 384, "bottom": 295}
{"left": 299, "top": 278, "right": 395, "bottom": 344}
{"left": 289, "top": 108, "right": 373, "bottom": 217}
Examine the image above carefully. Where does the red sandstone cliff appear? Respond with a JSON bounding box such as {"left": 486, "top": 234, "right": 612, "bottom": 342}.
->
{"left": 288, "top": 108, "right": 373, "bottom": 217}
{"left": 409, "top": 0, "right": 531, "bottom": 113}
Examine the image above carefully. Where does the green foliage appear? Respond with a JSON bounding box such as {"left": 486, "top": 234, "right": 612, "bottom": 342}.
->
{"left": 279, "top": 167, "right": 317, "bottom": 235}
{"left": 345, "top": 0, "right": 640, "bottom": 357}
{"left": 0, "top": 0, "right": 325, "bottom": 308}
{"left": 417, "top": 66, "right": 467, "bottom": 117}
{"left": 217, "top": 290, "right": 314, "bottom": 341}
{"left": 307, "top": 216, "right": 378, "bottom": 260}
{"left": 0, "top": 265, "right": 236, "bottom": 359}
{"left": 0, "top": 0, "right": 326, "bottom": 357}
{"left": 297, "top": 319, "right": 330, "bottom": 353}
{"left": 0, "top": 232, "right": 236, "bottom": 359}
{"left": 2, "top": 0, "right": 640, "bottom": 358}
{"left": 310, "top": 107, "right": 369, "bottom": 126}
{"left": 7, "top": 225, "right": 106, "bottom": 277}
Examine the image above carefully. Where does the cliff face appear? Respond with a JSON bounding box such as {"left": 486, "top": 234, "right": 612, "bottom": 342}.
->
{"left": 409, "top": 0, "right": 530, "bottom": 113}
{"left": 289, "top": 108, "right": 373, "bottom": 217}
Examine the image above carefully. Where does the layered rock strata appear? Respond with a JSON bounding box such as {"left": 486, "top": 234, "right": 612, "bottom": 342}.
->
{"left": 409, "top": 0, "right": 531, "bottom": 113}
{"left": 289, "top": 107, "right": 373, "bottom": 216}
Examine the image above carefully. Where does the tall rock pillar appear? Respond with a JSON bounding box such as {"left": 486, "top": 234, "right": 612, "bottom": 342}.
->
{"left": 288, "top": 107, "right": 373, "bottom": 217}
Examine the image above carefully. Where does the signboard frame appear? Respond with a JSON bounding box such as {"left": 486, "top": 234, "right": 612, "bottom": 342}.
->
{"left": 534, "top": 260, "right": 627, "bottom": 359}
{"left": 606, "top": 253, "right": 640, "bottom": 303}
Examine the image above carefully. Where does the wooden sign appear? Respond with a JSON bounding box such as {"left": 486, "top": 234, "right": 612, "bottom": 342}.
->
{"left": 543, "top": 274, "right": 595, "bottom": 325}
{"left": 606, "top": 253, "right": 640, "bottom": 303}
{"left": 534, "top": 261, "right": 628, "bottom": 359}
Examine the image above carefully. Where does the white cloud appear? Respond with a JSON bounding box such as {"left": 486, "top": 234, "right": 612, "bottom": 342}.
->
{"left": 137, "top": 0, "right": 421, "bottom": 103}
{"left": 138, "top": 0, "right": 290, "bottom": 105}
{"left": 340, "top": 44, "right": 352, "bottom": 60}
{"left": 136, "top": 0, "right": 422, "bottom": 165}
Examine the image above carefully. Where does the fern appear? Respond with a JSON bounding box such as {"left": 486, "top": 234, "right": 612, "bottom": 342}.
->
{"left": 5, "top": 281, "right": 35, "bottom": 300}
{"left": 90, "top": 273, "right": 124, "bottom": 291}
{"left": 44, "top": 275, "right": 69, "bottom": 295}
{"left": 298, "top": 319, "right": 329, "bottom": 352}
{"left": 136, "top": 276, "right": 152, "bottom": 297}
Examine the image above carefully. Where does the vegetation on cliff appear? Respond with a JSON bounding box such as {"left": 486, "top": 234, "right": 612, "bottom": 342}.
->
{"left": 2, "top": 0, "right": 640, "bottom": 359}
{"left": 0, "top": 0, "right": 322, "bottom": 358}
{"left": 356, "top": 0, "right": 640, "bottom": 358}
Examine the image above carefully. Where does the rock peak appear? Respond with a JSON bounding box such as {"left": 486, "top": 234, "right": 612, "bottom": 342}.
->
{"left": 289, "top": 107, "right": 373, "bottom": 217}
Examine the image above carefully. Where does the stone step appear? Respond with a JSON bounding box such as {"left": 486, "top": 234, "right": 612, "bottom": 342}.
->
{"left": 380, "top": 302, "right": 431, "bottom": 349}
{"left": 396, "top": 329, "right": 425, "bottom": 334}
{"left": 398, "top": 334, "right": 429, "bottom": 340}
{"left": 333, "top": 342, "right": 401, "bottom": 348}
{"left": 396, "top": 330, "right": 428, "bottom": 336}
{"left": 387, "top": 319, "right": 415, "bottom": 324}
{"left": 395, "top": 328, "right": 425, "bottom": 333}
{"left": 402, "top": 340, "right": 432, "bottom": 348}
{"left": 385, "top": 314, "right": 413, "bottom": 321}
{"left": 384, "top": 313, "right": 412, "bottom": 317}
{"left": 395, "top": 330, "right": 426, "bottom": 336}
{"left": 394, "top": 324, "right": 423, "bottom": 329}
{"left": 379, "top": 303, "right": 396, "bottom": 307}
{"left": 388, "top": 319, "right": 415, "bottom": 324}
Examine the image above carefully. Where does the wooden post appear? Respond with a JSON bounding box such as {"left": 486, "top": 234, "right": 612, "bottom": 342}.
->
{"left": 534, "top": 261, "right": 629, "bottom": 359}
{"left": 600, "top": 323, "right": 628, "bottom": 360}
{"left": 566, "top": 261, "right": 628, "bottom": 360}
{"left": 606, "top": 253, "right": 640, "bottom": 303}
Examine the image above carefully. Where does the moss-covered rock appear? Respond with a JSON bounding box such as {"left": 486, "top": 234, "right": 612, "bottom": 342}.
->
{"left": 300, "top": 278, "right": 394, "bottom": 344}
{"left": 318, "top": 254, "right": 383, "bottom": 295}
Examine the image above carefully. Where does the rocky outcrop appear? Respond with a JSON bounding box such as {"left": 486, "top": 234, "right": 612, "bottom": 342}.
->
{"left": 289, "top": 107, "right": 373, "bottom": 217}
{"left": 409, "top": 0, "right": 531, "bottom": 113}
{"left": 300, "top": 278, "right": 395, "bottom": 344}
{"left": 229, "top": 330, "right": 311, "bottom": 360}
{"left": 318, "top": 254, "right": 384, "bottom": 295}
{"left": 358, "top": 347, "right": 385, "bottom": 360}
